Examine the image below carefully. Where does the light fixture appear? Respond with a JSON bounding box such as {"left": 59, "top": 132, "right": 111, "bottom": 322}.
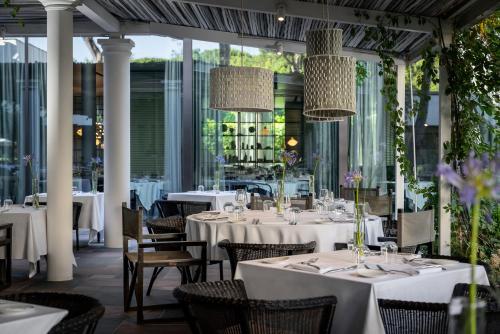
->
{"left": 276, "top": 3, "right": 286, "bottom": 22}
{"left": 287, "top": 136, "right": 298, "bottom": 147}
{"left": 305, "top": 115, "right": 344, "bottom": 123}
{"left": 424, "top": 123, "right": 428, "bottom": 127}
{"left": 210, "top": 0, "right": 274, "bottom": 112}
{"left": 303, "top": 1, "right": 356, "bottom": 120}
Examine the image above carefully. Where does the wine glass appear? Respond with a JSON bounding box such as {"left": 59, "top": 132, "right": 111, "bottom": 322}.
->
{"left": 3, "top": 199, "right": 13, "bottom": 209}
{"left": 235, "top": 189, "right": 247, "bottom": 219}
{"left": 283, "top": 194, "right": 291, "bottom": 210}
{"left": 198, "top": 185, "right": 205, "bottom": 192}
{"left": 319, "top": 188, "right": 328, "bottom": 202}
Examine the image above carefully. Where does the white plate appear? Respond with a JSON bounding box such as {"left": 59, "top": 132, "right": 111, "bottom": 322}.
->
{"left": 202, "top": 211, "right": 220, "bottom": 215}
{"left": 261, "top": 256, "right": 290, "bottom": 264}
{"left": 356, "top": 268, "right": 387, "bottom": 278}
{"left": 0, "top": 304, "right": 35, "bottom": 315}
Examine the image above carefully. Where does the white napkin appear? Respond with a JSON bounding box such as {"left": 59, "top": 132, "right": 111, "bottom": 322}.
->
{"left": 376, "top": 263, "right": 442, "bottom": 275}
{"left": 194, "top": 213, "right": 229, "bottom": 221}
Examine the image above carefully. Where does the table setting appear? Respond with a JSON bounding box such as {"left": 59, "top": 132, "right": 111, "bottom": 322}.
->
{"left": 235, "top": 249, "right": 490, "bottom": 334}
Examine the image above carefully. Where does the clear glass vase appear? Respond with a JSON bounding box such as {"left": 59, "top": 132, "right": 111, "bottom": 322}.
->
{"left": 91, "top": 170, "right": 98, "bottom": 194}
{"left": 448, "top": 297, "right": 486, "bottom": 334}
{"left": 214, "top": 170, "right": 220, "bottom": 193}
{"left": 308, "top": 174, "right": 315, "bottom": 198}
{"left": 353, "top": 204, "right": 365, "bottom": 252}
{"left": 275, "top": 179, "right": 285, "bottom": 216}
{"left": 32, "top": 177, "right": 40, "bottom": 209}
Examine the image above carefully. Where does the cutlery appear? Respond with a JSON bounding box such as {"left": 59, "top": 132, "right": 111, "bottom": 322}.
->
{"left": 323, "top": 265, "right": 358, "bottom": 274}
{"left": 376, "top": 264, "right": 414, "bottom": 276}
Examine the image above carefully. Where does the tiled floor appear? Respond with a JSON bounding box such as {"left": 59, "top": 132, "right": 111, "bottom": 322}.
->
{"left": 3, "top": 235, "right": 231, "bottom": 334}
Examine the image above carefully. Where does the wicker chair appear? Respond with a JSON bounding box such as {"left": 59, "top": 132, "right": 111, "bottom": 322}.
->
{"left": 377, "top": 299, "right": 449, "bottom": 334}
{"left": 423, "top": 254, "right": 491, "bottom": 274}
{"left": 173, "top": 279, "right": 337, "bottom": 334}
{"left": 0, "top": 223, "right": 12, "bottom": 289}
{"left": 452, "top": 283, "right": 499, "bottom": 334}
{"left": 340, "top": 185, "right": 380, "bottom": 201}
{"left": 73, "top": 202, "right": 83, "bottom": 251}
{"left": 1, "top": 292, "right": 104, "bottom": 334}
{"left": 218, "top": 240, "right": 316, "bottom": 278}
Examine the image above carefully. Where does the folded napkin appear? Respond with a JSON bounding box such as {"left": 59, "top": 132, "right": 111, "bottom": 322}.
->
{"left": 194, "top": 213, "right": 229, "bottom": 221}
{"left": 286, "top": 261, "right": 352, "bottom": 274}
{"left": 373, "top": 263, "right": 442, "bottom": 275}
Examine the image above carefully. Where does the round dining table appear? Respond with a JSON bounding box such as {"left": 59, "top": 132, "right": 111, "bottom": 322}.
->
{"left": 186, "top": 210, "right": 384, "bottom": 260}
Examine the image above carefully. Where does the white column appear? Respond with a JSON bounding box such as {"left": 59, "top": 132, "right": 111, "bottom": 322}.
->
{"left": 39, "top": 0, "right": 77, "bottom": 281}
{"left": 98, "top": 38, "right": 134, "bottom": 248}
{"left": 439, "top": 25, "right": 453, "bottom": 255}
{"left": 395, "top": 63, "right": 406, "bottom": 212}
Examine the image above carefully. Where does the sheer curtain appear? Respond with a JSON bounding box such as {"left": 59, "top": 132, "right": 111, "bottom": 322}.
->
{"left": 304, "top": 122, "right": 339, "bottom": 195}
{"left": 193, "top": 43, "right": 223, "bottom": 188}
{"left": 349, "top": 61, "right": 387, "bottom": 191}
{"left": 164, "top": 59, "right": 182, "bottom": 192}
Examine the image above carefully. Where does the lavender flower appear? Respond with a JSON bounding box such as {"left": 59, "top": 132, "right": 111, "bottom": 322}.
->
{"left": 23, "top": 154, "right": 32, "bottom": 166}
{"left": 280, "top": 150, "right": 298, "bottom": 167}
{"left": 437, "top": 152, "right": 499, "bottom": 206}
{"left": 344, "top": 170, "right": 363, "bottom": 187}
{"left": 215, "top": 155, "right": 226, "bottom": 165}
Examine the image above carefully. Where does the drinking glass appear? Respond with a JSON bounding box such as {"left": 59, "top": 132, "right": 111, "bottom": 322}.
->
{"left": 223, "top": 202, "right": 234, "bottom": 214}
{"left": 283, "top": 194, "right": 291, "bottom": 210}
{"left": 386, "top": 241, "right": 398, "bottom": 263}
{"left": 287, "top": 207, "right": 301, "bottom": 225}
{"left": 3, "top": 199, "right": 13, "bottom": 209}
{"left": 234, "top": 204, "right": 244, "bottom": 221}
{"left": 347, "top": 238, "right": 354, "bottom": 252}
{"left": 262, "top": 200, "right": 273, "bottom": 211}
{"left": 198, "top": 185, "right": 205, "bottom": 192}
{"left": 235, "top": 189, "right": 247, "bottom": 207}
{"left": 314, "top": 201, "right": 326, "bottom": 214}
{"left": 380, "top": 242, "right": 389, "bottom": 263}
{"left": 319, "top": 188, "right": 328, "bottom": 202}
{"left": 213, "top": 184, "right": 220, "bottom": 194}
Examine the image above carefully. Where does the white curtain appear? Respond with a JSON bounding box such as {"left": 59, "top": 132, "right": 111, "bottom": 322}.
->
{"left": 164, "top": 60, "right": 182, "bottom": 192}
{"left": 349, "top": 61, "right": 387, "bottom": 192}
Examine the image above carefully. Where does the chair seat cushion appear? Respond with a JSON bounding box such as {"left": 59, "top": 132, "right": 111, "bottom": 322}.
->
{"left": 126, "top": 250, "right": 197, "bottom": 265}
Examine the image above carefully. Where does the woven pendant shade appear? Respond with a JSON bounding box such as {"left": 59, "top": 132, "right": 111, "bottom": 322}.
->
{"left": 305, "top": 115, "right": 344, "bottom": 123}
{"left": 303, "top": 29, "right": 356, "bottom": 119}
{"left": 210, "top": 66, "right": 274, "bottom": 112}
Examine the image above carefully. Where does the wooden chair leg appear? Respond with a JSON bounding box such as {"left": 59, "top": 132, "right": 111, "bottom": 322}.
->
{"left": 75, "top": 228, "right": 80, "bottom": 251}
{"left": 135, "top": 263, "right": 144, "bottom": 324}
{"left": 127, "top": 265, "right": 137, "bottom": 311}
{"left": 123, "top": 258, "right": 131, "bottom": 312}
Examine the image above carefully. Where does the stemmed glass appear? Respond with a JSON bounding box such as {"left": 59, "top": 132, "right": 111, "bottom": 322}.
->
{"left": 283, "top": 194, "right": 291, "bottom": 211}
{"left": 235, "top": 189, "right": 247, "bottom": 221}
{"left": 319, "top": 189, "right": 328, "bottom": 202}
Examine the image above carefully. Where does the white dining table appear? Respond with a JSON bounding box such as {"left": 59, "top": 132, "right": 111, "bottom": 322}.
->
{"left": 235, "top": 250, "right": 489, "bottom": 334}
{"left": 0, "top": 299, "right": 67, "bottom": 334}
{"left": 186, "top": 210, "right": 384, "bottom": 260}
{"left": 167, "top": 190, "right": 241, "bottom": 211}
{"left": 0, "top": 206, "right": 47, "bottom": 278}
{"left": 130, "top": 180, "right": 164, "bottom": 210}
{"left": 25, "top": 192, "right": 104, "bottom": 242}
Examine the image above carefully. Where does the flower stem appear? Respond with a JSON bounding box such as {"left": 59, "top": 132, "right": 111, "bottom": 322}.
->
{"left": 469, "top": 199, "right": 480, "bottom": 334}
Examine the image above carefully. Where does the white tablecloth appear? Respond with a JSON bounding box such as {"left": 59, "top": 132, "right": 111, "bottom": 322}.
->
{"left": 0, "top": 206, "right": 47, "bottom": 278}
{"left": 25, "top": 192, "right": 104, "bottom": 241}
{"left": 235, "top": 250, "right": 490, "bottom": 334}
{"left": 186, "top": 210, "right": 384, "bottom": 260}
{"left": 130, "top": 180, "right": 164, "bottom": 210}
{"left": 0, "top": 299, "right": 67, "bottom": 334}
{"left": 167, "top": 191, "right": 240, "bottom": 211}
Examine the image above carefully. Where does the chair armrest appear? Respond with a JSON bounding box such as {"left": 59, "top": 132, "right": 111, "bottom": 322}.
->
{"left": 142, "top": 233, "right": 186, "bottom": 240}
{"left": 138, "top": 240, "right": 207, "bottom": 248}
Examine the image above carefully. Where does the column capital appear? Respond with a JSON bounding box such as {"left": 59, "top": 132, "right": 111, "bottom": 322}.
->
{"left": 98, "top": 38, "right": 135, "bottom": 56}
{"left": 39, "top": 0, "right": 80, "bottom": 11}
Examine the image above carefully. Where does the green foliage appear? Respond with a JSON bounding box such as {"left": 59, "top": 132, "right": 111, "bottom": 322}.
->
{"left": 3, "top": 0, "right": 23, "bottom": 26}
{"left": 355, "top": 62, "right": 369, "bottom": 86}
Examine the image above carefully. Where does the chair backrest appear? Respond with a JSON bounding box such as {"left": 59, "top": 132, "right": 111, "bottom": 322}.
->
{"left": 181, "top": 201, "right": 212, "bottom": 218}
{"left": 290, "top": 194, "right": 313, "bottom": 210}
{"left": 378, "top": 299, "right": 449, "bottom": 334}
{"left": 218, "top": 240, "right": 316, "bottom": 278}
{"left": 122, "top": 202, "right": 143, "bottom": 247}
{"left": 397, "top": 209, "right": 435, "bottom": 248}
{"left": 155, "top": 199, "right": 182, "bottom": 218}
{"left": 249, "top": 195, "right": 273, "bottom": 210}
{"left": 174, "top": 279, "right": 337, "bottom": 334}
{"left": 72, "top": 202, "right": 83, "bottom": 230}
{"left": 340, "top": 186, "right": 380, "bottom": 201}
{"left": 365, "top": 189, "right": 393, "bottom": 217}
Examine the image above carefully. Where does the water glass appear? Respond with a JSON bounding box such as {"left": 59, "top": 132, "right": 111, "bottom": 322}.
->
{"left": 3, "top": 199, "right": 13, "bottom": 209}
{"left": 283, "top": 194, "right": 291, "bottom": 210}
{"left": 380, "top": 242, "right": 389, "bottom": 263}
{"left": 262, "top": 200, "right": 273, "bottom": 211}
{"left": 235, "top": 189, "right": 247, "bottom": 207}
{"left": 198, "top": 185, "right": 205, "bottom": 192}
{"left": 386, "top": 241, "right": 398, "bottom": 263}
{"left": 347, "top": 238, "right": 354, "bottom": 252}
{"left": 286, "top": 207, "right": 301, "bottom": 225}
{"left": 223, "top": 202, "right": 234, "bottom": 214}
{"left": 213, "top": 184, "right": 220, "bottom": 194}
{"left": 234, "top": 204, "right": 244, "bottom": 221}
{"left": 319, "top": 188, "right": 328, "bottom": 202}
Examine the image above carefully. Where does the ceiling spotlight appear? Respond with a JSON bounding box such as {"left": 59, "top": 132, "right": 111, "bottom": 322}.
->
{"left": 276, "top": 42, "right": 284, "bottom": 56}
{"left": 276, "top": 3, "right": 286, "bottom": 22}
{"left": 424, "top": 123, "right": 429, "bottom": 127}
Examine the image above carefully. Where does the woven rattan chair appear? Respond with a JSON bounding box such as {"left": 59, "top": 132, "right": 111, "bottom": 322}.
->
{"left": 173, "top": 279, "right": 337, "bottom": 334}
{"left": 452, "top": 283, "right": 499, "bottom": 334}
{"left": 122, "top": 203, "right": 207, "bottom": 323}
{"left": 340, "top": 185, "right": 380, "bottom": 200}
{"left": 73, "top": 202, "right": 83, "bottom": 251}
{"left": 249, "top": 194, "right": 273, "bottom": 210}
{"left": 218, "top": 240, "right": 316, "bottom": 278}
{"left": 0, "top": 223, "right": 12, "bottom": 289}
{"left": 423, "top": 254, "right": 491, "bottom": 274}
{"left": 377, "top": 299, "right": 449, "bottom": 334}
{"left": 291, "top": 194, "right": 314, "bottom": 210}
{"left": 1, "top": 292, "right": 104, "bottom": 334}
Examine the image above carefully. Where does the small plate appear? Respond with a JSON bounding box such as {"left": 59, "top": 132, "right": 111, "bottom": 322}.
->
{"left": 261, "top": 256, "right": 290, "bottom": 264}
{"left": 202, "top": 211, "right": 220, "bottom": 215}
{"left": 228, "top": 218, "right": 247, "bottom": 223}
{"left": 0, "top": 304, "right": 35, "bottom": 315}
{"left": 356, "top": 268, "right": 387, "bottom": 278}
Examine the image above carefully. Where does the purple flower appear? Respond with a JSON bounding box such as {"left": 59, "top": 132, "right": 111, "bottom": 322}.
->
{"left": 23, "top": 154, "right": 32, "bottom": 166}
{"left": 436, "top": 151, "right": 499, "bottom": 206}
{"left": 280, "top": 150, "right": 298, "bottom": 167}
{"left": 312, "top": 152, "right": 321, "bottom": 161}
{"left": 344, "top": 170, "right": 363, "bottom": 187}
{"left": 215, "top": 155, "right": 226, "bottom": 165}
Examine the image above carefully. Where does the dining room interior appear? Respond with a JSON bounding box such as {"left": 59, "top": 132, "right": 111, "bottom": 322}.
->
{"left": 0, "top": 0, "right": 498, "bottom": 333}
